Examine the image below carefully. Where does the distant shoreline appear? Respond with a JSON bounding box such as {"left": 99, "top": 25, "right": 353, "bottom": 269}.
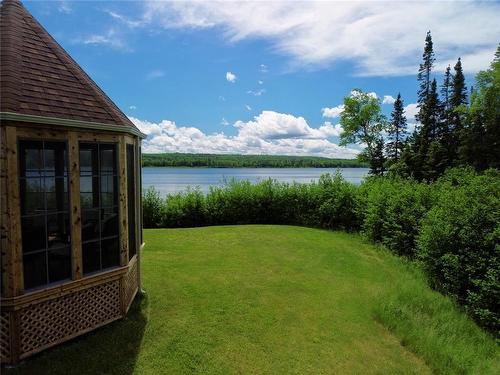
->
{"left": 142, "top": 153, "right": 368, "bottom": 168}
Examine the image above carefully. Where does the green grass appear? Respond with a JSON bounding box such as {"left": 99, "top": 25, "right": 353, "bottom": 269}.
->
{"left": 6, "top": 226, "right": 498, "bottom": 374}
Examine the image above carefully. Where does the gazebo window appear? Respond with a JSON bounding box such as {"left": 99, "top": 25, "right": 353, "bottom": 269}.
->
{"left": 80, "top": 143, "right": 120, "bottom": 274}
{"left": 19, "top": 140, "right": 71, "bottom": 290}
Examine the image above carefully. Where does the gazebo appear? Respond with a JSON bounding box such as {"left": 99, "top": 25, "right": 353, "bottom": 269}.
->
{"left": 0, "top": 0, "right": 145, "bottom": 364}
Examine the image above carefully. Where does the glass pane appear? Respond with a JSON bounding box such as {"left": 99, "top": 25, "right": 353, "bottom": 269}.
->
{"left": 79, "top": 144, "right": 98, "bottom": 176}
{"left": 44, "top": 141, "right": 67, "bottom": 177}
{"left": 81, "top": 209, "right": 100, "bottom": 242}
{"left": 101, "top": 207, "right": 118, "bottom": 238}
{"left": 100, "top": 175, "right": 116, "bottom": 207}
{"left": 20, "top": 141, "right": 43, "bottom": 178}
{"left": 21, "top": 177, "right": 44, "bottom": 215}
{"left": 102, "top": 237, "right": 119, "bottom": 269}
{"left": 100, "top": 145, "right": 116, "bottom": 175}
{"left": 45, "top": 177, "right": 68, "bottom": 212}
{"left": 80, "top": 176, "right": 99, "bottom": 208}
{"left": 47, "top": 213, "right": 70, "bottom": 249}
{"left": 83, "top": 241, "right": 100, "bottom": 274}
{"left": 48, "top": 247, "right": 71, "bottom": 283}
{"left": 24, "top": 252, "right": 47, "bottom": 289}
{"left": 21, "top": 215, "right": 46, "bottom": 253}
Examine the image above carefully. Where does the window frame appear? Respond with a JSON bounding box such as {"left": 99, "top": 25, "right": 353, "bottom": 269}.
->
{"left": 18, "top": 138, "right": 72, "bottom": 291}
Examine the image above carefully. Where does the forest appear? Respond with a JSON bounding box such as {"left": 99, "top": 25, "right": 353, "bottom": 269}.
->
{"left": 142, "top": 153, "right": 367, "bottom": 168}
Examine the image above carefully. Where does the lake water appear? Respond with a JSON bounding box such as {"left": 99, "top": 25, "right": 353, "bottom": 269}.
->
{"left": 142, "top": 167, "right": 369, "bottom": 195}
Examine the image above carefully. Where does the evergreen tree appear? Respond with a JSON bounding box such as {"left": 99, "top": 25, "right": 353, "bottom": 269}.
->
{"left": 449, "top": 57, "right": 468, "bottom": 164}
{"left": 370, "top": 138, "right": 386, "bottom": 176}
{"left": 441, "top": 65, "right": 452, "bottom": 112}
{"left": 386, "top": 93, "right": 407, "bottom": 164}
{"left": 416, "top": 31, "right": 435, "bottom": 121}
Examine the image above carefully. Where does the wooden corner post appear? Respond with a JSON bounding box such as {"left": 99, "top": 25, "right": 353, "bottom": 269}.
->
{"left": 68, "top": 132, "right": 82, "bottom": 280}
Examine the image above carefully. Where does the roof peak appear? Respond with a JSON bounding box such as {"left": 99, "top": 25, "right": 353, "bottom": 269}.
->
{"left": 0, "top": 0, "right": 138, "bottom": 130}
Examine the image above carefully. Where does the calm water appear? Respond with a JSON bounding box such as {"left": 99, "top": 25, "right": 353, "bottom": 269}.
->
{"left": 142, "top": 167, "right": 369, "bottom": 195}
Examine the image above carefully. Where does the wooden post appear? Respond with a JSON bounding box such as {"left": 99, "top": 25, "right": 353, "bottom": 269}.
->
{"left": 68, "top": 132, "right": 82, "bottom": 280}
{"left": 4, "top": 126, "right": 23, "bottom": 296}
{"left": 118, "top": 136, "right": 128, "bottom": 267}
{"left": 134, "top": 137, "right": 142, "bottom": 292}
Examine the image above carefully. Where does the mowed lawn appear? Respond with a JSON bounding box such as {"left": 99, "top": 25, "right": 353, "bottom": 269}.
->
{"left": 6, "top": 226, "right": 499, "bottom": 375}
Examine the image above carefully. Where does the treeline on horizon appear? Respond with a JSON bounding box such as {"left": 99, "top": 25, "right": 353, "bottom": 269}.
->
{"left": 142, "top": 153, "right": 368, "bottom": 168}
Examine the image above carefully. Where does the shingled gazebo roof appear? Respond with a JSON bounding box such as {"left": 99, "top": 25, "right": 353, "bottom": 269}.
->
{"left": 0, "top": 0, "right": 140, "bottom": 133}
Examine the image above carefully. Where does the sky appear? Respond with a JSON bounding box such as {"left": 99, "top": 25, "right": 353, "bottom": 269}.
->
{"left": 25, "top": 0, "right": 500, "bottom": 158}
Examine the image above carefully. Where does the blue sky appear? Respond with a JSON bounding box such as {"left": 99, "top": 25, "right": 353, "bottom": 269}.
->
{"left": 26, "top": 1, "right": 500, "bottom": 158}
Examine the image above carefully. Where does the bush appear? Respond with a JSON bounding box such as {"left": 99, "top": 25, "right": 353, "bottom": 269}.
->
{"left": 358, "top": 177, "right": 433, "bottom": 257}
{"left": 417, "top": 168, "right": 500, "bottom": 335}
{"left": 142, "top": 187, "right": 164, "bottom": 228}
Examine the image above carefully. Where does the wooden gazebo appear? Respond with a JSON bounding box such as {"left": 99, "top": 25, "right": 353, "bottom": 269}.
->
{"left": 0, "top": 0, "right": 145, "bottom": 364}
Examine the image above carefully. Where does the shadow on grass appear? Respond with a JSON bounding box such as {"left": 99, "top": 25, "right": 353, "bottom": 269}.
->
{"left": 4, "top": 294, "right": 148, "bottom": 375}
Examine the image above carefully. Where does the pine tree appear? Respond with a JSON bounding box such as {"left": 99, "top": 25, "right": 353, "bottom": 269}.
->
{"left": 369, "top": 138, "right": 386, "bottom": 176}
{"left": 441, "top": 65, "right": 452, "bottom": 111}
{"left": 416, "top": 31, "right": 435, "bottom": 121}
{"left": 449, "top": 57, "right": 468, "bottom": 165}
{"left": 386, "top": 93, "right": 407, "bottom": 164}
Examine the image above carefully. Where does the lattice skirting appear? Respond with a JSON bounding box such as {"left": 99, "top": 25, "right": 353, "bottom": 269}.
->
{"left": 0, "top": 258, "right": 139, "bottom": 364}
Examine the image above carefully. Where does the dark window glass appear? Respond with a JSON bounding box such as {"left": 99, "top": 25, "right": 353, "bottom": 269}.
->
{"left": 80, "top": 143, "right": 119, "bottom": 274}
{"left": 82, "top": 241, "right": 101, "bottom": 274}
{"left": 24, "top": 252, "right": 47, "bottom": 290}
{"left": 48, "top": 247, "right": 71, "bottom": 282}
{"left": 101, "top": 237, "right": 119, "bottom": 269}
{"left": 127, "top": 144, "right": 136, "bottom": 259}
{"left": 21, "top": 215, "right": 46, "bottom": 253}
{"left": 20, "top": 140, "right": 71, "bottom": 289}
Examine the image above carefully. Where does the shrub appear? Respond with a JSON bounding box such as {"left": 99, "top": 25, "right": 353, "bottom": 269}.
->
{"left": 142, "top": 187, "right": 164, "bottom": 228}
{"left": 358, "top": 177, "right": 433, "bottom": 257}
{"left": 417, "top": 168, "right": 500, "bottom": 335}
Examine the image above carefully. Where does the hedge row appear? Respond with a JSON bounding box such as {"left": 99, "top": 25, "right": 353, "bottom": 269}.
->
{"left": 143, "top": 168, "right": 500, "bottom": 337}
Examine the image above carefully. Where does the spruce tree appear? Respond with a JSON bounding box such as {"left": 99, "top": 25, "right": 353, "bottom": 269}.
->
{"left": 386, "top": 93, "right": 407, "bottom": 164}
{"left": 370, "top": 138, "right": 386, "bottom": 176}
{"left": 416, "top": 31, "right": 435, "bottom": 120}
{"left": 449, "top": 57, "right": 468, "bottom": 164}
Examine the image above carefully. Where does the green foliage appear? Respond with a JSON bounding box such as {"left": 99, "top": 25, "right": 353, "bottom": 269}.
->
{"left": 142, "top": 153, "right": 367, "bottom": 168}
{"left": 417, "top": 168, "right": 500, "bottom": 335}
{"left": 358, "top": 176, "right": 433, "bottom": 257}
{"left": 142, "top": 187, "right": 164, "bottom": 228}
{"left": 339, "top": 89, "right": 388, "bottom": 175}
{"left": 143, "top": 173, "right": 361, "bottom": 232}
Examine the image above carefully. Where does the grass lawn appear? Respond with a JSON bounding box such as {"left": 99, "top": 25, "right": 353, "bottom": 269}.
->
{"left": 6, "top": 226, "right": 499, "bottom": 374}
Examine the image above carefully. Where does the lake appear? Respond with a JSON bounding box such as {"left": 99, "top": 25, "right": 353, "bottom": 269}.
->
{"left": 142, "top": 167, "right": 369, "bottom": 195}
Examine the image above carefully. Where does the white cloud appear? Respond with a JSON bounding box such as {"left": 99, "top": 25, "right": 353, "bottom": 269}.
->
{"left": 404, "top": 103, "right": 419, "bottom": 123}
{"left": 258, "top": 80, "right": 264, "bottom": 85}
{"left": 129, "top": 105, "right": 137, "bottom": 110}
{"left": 82, "top": 28, "right": 128, "bottom": 51}
{"left": 382, "top": 95, "right": 396, "bottom": 105}
{"left": 321, "top": 105, "right": 344, "bottom": 119}
{"left": 146, "top": 70, "right": 165, "bottom": 80}
{"left": 141, "top": 1, "right": 499, "bottom": 76}
{"left": 58, "top": 0, "right": 72, "bottom": 14}
{"left": 131, "top": 111, "right": 356, "bottom": 158}
{"left": 245, "top": 104, "right": 252, "bottom": 111}
{"left": 260, "top": 64, "right": 268, "bottom": 73}
{"left": 221, "top": 118, "right": 230, "bottom": 126}
{"left": 226, "top": 71, "right": 237, "bottom": 83}
{"left": 247, "top": 89, "right": 266, "bottom": 96}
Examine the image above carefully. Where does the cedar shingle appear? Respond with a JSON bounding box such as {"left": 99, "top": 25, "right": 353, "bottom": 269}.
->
{"left": 0, "top": 0, "right": 137, "bottom": 130}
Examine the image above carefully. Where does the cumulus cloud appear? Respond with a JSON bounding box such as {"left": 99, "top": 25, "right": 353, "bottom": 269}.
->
{"left": 226, "top": 71, "right": 237, "bottom": 83}
{"left": 322, "top": 105, "right": 344, "bottom": 118}
{"left": 382, "top": 95, "right": 396, "bottom": 105}
{"left": 140, "top": 1, "right": 499, "bottom": 76}
{"left": 131, "top": 111, "right": 356, "bottom": 158}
